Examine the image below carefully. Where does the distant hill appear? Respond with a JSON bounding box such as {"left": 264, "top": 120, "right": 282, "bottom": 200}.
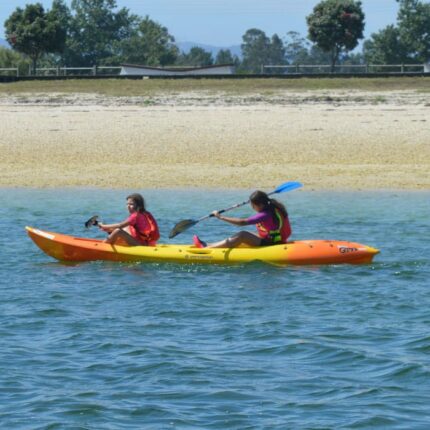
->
{"left": 177, "top": 41, "right": 242, "bottom": 59}
{"left": 0, "top": 37, "right": 242, "bottom": 57}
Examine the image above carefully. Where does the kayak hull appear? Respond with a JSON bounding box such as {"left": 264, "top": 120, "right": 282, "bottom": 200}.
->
{"left": 26, "top": 227, "right": 379, "bottom": 266}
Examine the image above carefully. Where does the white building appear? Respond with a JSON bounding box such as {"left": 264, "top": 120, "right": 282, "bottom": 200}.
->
{"left": 120, "top": 63, "right": 235, "bottom": 76}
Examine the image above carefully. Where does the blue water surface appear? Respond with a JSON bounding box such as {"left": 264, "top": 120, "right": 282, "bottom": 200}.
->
{"left": 1, "top": 188, "right": 429, "bottom": 429}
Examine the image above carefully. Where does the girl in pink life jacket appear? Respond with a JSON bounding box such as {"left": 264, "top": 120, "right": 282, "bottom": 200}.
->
{"left": 193, "top": 190, "right": 291, "bottom": 249}
{"left": 99, "top": 193, "right": 160, "bottom": 246}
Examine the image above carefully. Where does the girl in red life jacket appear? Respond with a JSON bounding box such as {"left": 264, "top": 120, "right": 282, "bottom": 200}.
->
{"left": 193, "top": 190, "right": 291, "bottom": 249}
{"left": 99, "top": 193, "right": 160, "bottom": 246}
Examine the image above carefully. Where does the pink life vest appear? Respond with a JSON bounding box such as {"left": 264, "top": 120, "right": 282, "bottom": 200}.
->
{"left": 255, "top": 209, "right": 291, "bottom": 244}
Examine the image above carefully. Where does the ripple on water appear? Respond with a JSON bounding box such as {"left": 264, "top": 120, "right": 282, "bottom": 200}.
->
{"left": 1, "top": 189, "right": 430, "bottom": 428}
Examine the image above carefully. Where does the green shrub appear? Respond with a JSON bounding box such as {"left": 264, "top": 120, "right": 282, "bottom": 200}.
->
{"left": 0, "top": 47, "right": 31, "bottom": 75}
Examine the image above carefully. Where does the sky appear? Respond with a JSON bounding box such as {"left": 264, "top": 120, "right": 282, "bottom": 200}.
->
{"left": 0, "top": 0, "right": 399, "bottom": 47}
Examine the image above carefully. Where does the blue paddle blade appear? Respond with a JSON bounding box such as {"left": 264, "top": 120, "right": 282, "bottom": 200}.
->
{"left": 274, "top": 181, "right": 303, "bottom": 194}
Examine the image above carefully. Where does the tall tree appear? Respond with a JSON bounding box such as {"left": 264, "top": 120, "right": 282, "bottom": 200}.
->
{"left": 65, "top": 0, "right": 136, "bottom": 66}
{"left": 307, "top": 0, "right": 365, "bottom": 71}
{"left": 268, "top": 34, "right": 286, "bottom": 65}
{"left": 118, "top": 16, "right": 178, "bottom": 66}
{"left": 4, "top": 2, "right": 67, "bottom": 73}
{"left": 284, "top": 31, "right": 311, "bottom": 65}
{"left": 51, "top": 0, "right": 71, "bottom": 30}
{"left": 215, "top": 49, "right": 234, "bottom": 65}
{"left": 397, "top": 0, "right": 430, "bottom": 63}
{"left": 49, "top": 0, "right": 72, "bottom": 65}
{"left": 363, "top": 25, "right": 408, "bottom": 64}
{"left": 241, "top": 28, "right": 271, "bottom": 73}
{"left": 176, "top": 47, "right": 213, "bottom": 67}
{"left": 285, "top": 31, "right": 343, "bottom": 66}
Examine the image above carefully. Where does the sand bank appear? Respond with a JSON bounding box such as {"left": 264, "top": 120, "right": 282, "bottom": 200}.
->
{"left": 1, "top": 90, "right": 429, "bottom": 190}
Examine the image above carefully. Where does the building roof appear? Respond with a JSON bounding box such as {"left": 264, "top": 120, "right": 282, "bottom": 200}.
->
{"left": 120, "top": 63, "right": 234, "bottom": 72}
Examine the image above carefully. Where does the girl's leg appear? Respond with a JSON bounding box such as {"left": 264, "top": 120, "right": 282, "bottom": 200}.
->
{"left": 104, "top": 228, "right": 141, "bottom": 246}
{"left": 207, "top": 231, "right": 262, "bottom": 248}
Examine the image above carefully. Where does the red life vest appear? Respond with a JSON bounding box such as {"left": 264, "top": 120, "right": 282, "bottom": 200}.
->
{"left": 132, "top": 211, "right": 160, "bottom": 246}
{"left": 256, "top": 208, "right": 291, "bottom": 244}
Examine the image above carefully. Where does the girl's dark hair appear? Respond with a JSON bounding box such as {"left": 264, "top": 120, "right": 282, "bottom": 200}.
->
{"left": 127, "top": 193, "right": 146, "bottom": 213}
{"left": 249, "top": 190, "right": 288, "bottom": 219}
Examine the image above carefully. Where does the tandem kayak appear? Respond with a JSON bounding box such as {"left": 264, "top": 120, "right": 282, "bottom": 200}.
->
{"left": 26, "top": 226, "right": 379, "bottom": 266}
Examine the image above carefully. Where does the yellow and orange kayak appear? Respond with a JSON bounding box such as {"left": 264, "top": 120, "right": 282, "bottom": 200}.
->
{"left": 26, "top": 226, "right": 379, "bottom": 265}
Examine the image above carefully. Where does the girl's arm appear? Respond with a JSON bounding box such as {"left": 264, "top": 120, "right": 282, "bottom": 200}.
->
{"left": 99, "top": 219, "right": 130, "bottom": 232}
{"left": 212, "top": 211, "right": 248, "bottom": 226}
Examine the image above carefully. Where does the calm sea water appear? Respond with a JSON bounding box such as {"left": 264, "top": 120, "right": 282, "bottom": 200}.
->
{"left": 1, "top": 188, "right": 429, "bottom": 429}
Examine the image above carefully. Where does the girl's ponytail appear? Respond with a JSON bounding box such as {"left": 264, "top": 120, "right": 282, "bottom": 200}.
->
{"left": 269, "top": 198, "right": 288, "bottom": 218}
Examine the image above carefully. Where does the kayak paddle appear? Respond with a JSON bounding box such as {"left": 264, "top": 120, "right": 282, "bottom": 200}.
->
{"left": 168, "top": 181, "right": 303, "bottom": 238}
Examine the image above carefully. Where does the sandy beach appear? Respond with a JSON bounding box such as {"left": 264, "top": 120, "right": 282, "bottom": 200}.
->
{"left": 1, "top": 89, "right": 429, "bottom": 190}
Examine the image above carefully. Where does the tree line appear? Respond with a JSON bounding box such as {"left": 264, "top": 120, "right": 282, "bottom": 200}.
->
{"left": 1, "top": 0, "right": 429, "bottom": 75}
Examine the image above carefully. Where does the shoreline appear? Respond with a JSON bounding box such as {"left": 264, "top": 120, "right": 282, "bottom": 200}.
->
{"left": 1, "top": 88, "right": 429, "bottom": 107}
{"left": 1, "top": 185, "right": 429, "bottom": 193}
{"left": 1, "top": 90, "right": 429, "bottom": 190}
